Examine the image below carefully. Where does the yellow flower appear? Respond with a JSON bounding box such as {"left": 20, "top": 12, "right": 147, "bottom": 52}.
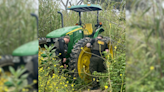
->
{"left": 54, "top": 65, "right": 56, "bottom": 67}
{"left": 22, "top": 88, "right": 26, "bottom": 91}
{"left": 105, "top": 86, "right": 108, "bottom": 89}
{"left": 150, "top": 66, "right": 154, "bottom": 70}
{"left": 93, "top": 78, "right": 95, "bottom": 81}
{"left": 0, "top": 68, "right": 2, "bottom": 73}
{"left": 66, "top": 81, "right": 69, "bottom": 84}
{"left": 114, "top": 46, "right": 117, "bottom": 50}
{"left": 96, "top": 79, "right": 99, "bottom": 82}
{"left": 120, "top": 74, "right": 122, "bottom": 76}
{"left": 59, "top": 53, "right": 61, "bottom": 55}
{"left": 56, "top": 87, "right": 58, "bottom": 89}
{"left": 49, "top": 86, "right": 52, "bottom": 88}
{"left": 107, "top": 62, "right": 111, "bottom": 65}
{"left": 73, "top": 77, "right": 76, "bottom": 79}
{"left": 88, "top": 89, "right": 90, "bottom": 91}
{"left": 109, "top": 23, "right": 111, "bottom": 28}
{"left": 81, "top": 47, "right": 83, "bottom": 49}
{"left": 33, "top": 79, "right": 37, "bottom": 84}
{"left": 71, "top": 84, "right": 74, "bottom": 87}
{"left": 65, "top": 85, "right": 67, "bottom": 87}
{"left": 4, "top": 87, "right": 8, "bottom": 92}
{"left": 0, "top": 56, "right": 1, "bottom": 59}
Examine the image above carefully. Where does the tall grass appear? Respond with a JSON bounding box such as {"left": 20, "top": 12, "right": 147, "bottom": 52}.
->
{"left": 0, "top": 0, "right": 37, "bottom": 55}
{"left": 126, "top": 0, "right": 164, "bottom": 91}
{"left": 39, "top": 0, "right": 61, "bottom": 37}
{"left": 39, "top": 0, "right": 125, "bottom": 92}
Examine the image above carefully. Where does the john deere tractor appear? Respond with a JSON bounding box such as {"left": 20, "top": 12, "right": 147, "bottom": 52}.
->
{"left": 39, "top": 4, "right": 114, "bottom": 81}
{"left": 0, "top": 13, "right": 38, "bottom": 91}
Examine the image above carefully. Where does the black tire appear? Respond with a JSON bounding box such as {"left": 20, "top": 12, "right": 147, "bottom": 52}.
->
{"left": 39, "top": 37, "right": 47, "bottom": 48}
{"left": 68, "top": 37, "right": 92, "bottom": 79}
{"left": 0, "top": 55, "right": 14, "bottom": 68}
{"left": 39, "top": 37, "right": 47, "bottom": 45}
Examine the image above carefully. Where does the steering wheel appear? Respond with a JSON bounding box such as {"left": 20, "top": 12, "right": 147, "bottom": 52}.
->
{"left": 81, "top": 23, "right": 86, "bottom": 29}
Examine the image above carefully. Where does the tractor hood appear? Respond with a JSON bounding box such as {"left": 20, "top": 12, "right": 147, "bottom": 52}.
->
{"left": 46, "top": 26, "right": 82, "bottom": 38}
{"left": 12, "top": 40, "right": 38, "bottom": 56}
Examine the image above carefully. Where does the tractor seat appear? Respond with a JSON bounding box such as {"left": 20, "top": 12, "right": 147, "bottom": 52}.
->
{"left": 83, "top": 23, "right": 93, "bottom": 35}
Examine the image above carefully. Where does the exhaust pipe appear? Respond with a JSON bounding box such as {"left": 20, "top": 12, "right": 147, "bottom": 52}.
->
{"left": 30, "top": 13, "right": 38, "bottom": 38}
{"left": 57, "top": 11, "right": 64, "bottom": 28}
{"left": 30, "top": 13, "right": 46, "bottom": 45}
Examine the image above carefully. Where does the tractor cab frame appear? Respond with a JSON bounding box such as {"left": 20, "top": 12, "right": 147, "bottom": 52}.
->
{"left": 67, "top": 4, "right": 104, "bottom": 37}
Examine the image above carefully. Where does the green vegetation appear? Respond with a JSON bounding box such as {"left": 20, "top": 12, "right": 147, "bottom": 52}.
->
{"left": 0, "top": 0, "right": 37, "bottom": 55}
{"left": 39, "top": 0, "right": 125, "bottom": 92}
{"left": 126, "top": 0, "right": 164, "bottom": 91}
{"left": 0, "top": 0, "right": 38, "bottom": 92}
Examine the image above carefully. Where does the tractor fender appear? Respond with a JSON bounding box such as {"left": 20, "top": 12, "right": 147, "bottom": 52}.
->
{"left": 93, "top": 27, "right": 105, "bottom": 38}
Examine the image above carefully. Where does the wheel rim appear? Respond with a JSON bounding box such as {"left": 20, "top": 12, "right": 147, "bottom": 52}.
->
{"left": 77, "top": 46, "right": 92, "bottom": 81}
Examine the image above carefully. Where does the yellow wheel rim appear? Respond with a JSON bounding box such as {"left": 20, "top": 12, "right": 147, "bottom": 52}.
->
{"left": 77, "top": 46, "right": 92, "bottom": 81}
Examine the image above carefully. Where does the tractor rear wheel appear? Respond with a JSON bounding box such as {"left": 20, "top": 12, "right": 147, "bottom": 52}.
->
{"left": 68, "top": 37, "right": 92, "bottom": 82}
{"left": 68, "top": 37, "right": 114, "bottom": 82}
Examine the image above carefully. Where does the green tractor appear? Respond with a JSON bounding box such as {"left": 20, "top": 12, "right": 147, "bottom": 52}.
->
{"left": 0, "top": 13, "right": 38, "bottom": 91}
{"left": 39, "top": 4, "right": 114, "bottom": 81}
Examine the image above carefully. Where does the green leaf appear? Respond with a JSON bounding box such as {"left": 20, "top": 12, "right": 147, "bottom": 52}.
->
{"left": 9, "top": 66, "right": 16, "bottom": 76}
{"left": 44, "top": 44, "right": 48, "bottom": 50}
{"left": 21, "top": 74, "right": 29, "bottom": 79}
{"left": 17, "top": 68, "right": 27, "bottom": 78}
{"left": 141, "top": 7, "right": 151, "bottom": 17}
